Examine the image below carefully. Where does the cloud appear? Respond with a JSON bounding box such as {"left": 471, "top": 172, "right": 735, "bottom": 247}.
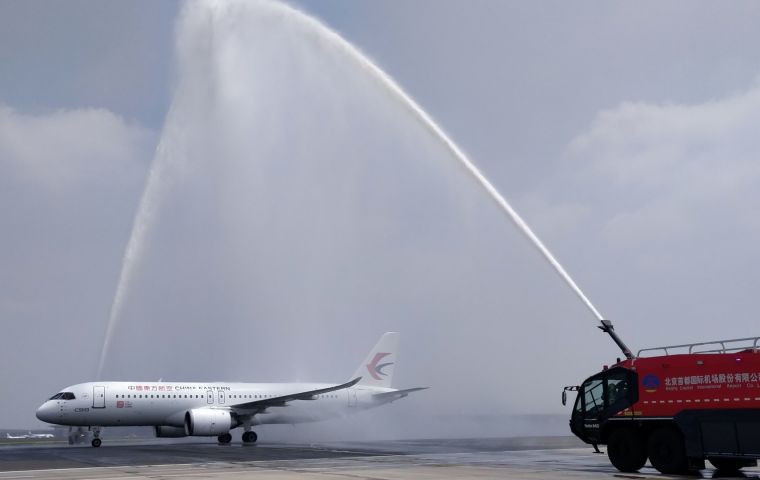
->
{"left": 0, "top": 104, "right": 154, "bottom": 428}
{"left": 0, "top": 104, "right": 153, "bottom": 191}
{"left": 565, "top": 81, "right": 760, "bottom": 249}
{"left": 523, "top": 79, "right": 760, "bottom": 348}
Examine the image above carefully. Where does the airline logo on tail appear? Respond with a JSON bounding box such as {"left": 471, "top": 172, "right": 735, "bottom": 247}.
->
{"left": 366, "top": 352, "right": 393, "bottom": 380}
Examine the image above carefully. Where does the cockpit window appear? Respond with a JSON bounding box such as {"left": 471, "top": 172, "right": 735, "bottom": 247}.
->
{"left": 50, "top": 392, "right": 75, "bottom": 400}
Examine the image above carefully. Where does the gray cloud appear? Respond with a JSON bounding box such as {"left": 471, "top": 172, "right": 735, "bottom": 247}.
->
{"left": 530, "top": 79, "right": 760, "bottom": 348}
{"left": 0, "top": 105, "right": 154, "bottom": 428}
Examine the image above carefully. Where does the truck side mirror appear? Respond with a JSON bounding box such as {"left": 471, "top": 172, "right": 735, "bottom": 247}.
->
{"left": 562, "top": 386, "right": 579, "bottom": 406}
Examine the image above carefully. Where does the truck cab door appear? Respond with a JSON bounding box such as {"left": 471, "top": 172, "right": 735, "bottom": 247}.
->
{"left": 579, "top": 378, "right": 605, "bottom": 443}
{"left": 570, "top": 367, "right": 638, "bottom": 445}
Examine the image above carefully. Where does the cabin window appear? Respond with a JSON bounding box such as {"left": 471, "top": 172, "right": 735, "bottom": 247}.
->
{"left": 607, "top": 371, "right": 630, "bottom": 406}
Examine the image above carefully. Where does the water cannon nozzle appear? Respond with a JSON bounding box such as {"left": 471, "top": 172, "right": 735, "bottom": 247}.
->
{"left": 598, "top": 319, "right": 634, "bottom": 360}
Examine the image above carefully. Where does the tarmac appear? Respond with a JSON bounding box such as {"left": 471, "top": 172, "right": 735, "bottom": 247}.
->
{"left": 1, "top": 436, "right": 758, "bottom": 479}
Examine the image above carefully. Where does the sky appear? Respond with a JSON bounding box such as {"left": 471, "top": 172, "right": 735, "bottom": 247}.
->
{"left": 2, "top": 1, "right": 760, "bottom": 435}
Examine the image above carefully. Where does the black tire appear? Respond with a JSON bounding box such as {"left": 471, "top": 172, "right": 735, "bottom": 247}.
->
{"left": 647, "top": 427, "right": 689, "bottom": 474}
{"left": 242, "top": 431, "right": 258, "bottom": 443}
{"left": 91, "top": 438, "right": 102, "bottom": 448}
{"left": 709, "top": 457, "right": 747, "bottom": 472}
{"left": 607, "top": 428, "right": 647, "bottom": 472}
{"left": 217, "top": 433, "right": 232, "bottom": 444}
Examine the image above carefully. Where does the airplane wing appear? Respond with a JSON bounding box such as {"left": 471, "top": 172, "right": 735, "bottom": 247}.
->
{"left": 372, "top": 387, "right": 428, "bottom": 402}
{"left": 227, "top": 377, "right": 362, "bottom": 412}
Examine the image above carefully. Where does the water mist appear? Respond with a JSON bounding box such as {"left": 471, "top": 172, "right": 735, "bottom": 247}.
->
{"left": 97, "top": 0, "right": 603, "bottom": 380}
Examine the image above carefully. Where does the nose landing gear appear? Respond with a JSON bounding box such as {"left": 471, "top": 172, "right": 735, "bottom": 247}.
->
{"left": 91, "top": 427, "right": 102, "bottom": 448}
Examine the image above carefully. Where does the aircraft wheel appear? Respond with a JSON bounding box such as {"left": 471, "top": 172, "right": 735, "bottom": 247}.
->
{"left": 217, "top": 433, "right": 232, "bottom": 444}
{"left": 91, "top": 438, "right": 102, "bottom": 448}
{"left": 648, "top": 427, "right": 689, "bottom": 474}
{"left": 242, "top": 431, "right": 258, "bottom": 443}
{"left": 606, "top": 428, "right": 646, "bottom": 472}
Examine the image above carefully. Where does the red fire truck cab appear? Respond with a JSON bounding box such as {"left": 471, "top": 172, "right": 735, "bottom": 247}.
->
{"left": 565, "top": 321, "right": 760, "bottom": 474}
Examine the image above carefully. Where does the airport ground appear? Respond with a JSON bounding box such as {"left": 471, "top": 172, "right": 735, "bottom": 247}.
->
{"left": 1, "top": 436, "right": 759, "bottom": 479}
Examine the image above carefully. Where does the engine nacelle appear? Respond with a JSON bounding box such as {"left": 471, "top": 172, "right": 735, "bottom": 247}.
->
{"left": 185, "top": 409, "right": 232, "bottom": 436}
{"left": 154, "top": 426, "right": 187, "bottom": 438}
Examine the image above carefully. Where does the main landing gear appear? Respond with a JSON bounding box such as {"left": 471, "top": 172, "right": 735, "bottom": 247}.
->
{"left": 217, "top": 431, "right": 257, "bottom": 444}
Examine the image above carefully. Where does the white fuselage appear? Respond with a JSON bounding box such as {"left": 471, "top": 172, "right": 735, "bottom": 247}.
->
{"left": 36, "top": 381, "right": 393, "bottom": 429}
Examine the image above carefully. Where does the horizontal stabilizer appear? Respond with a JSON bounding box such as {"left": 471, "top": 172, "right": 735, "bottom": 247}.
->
{"left": 372, "top": 387, "right": 428, "bottom": 401}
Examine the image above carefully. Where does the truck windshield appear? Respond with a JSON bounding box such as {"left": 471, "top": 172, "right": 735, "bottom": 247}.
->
{"left": 583, "top": 379, "right": 604, "bottom": 417}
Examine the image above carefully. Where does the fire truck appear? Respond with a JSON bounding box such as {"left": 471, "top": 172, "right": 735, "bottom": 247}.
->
{"left": 563, "top": 320, "right": 760, "bottom": 474}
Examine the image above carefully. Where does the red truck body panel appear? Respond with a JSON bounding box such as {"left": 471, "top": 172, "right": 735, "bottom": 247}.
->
{"left": 615, "top": 350, "right": 760, "bottom": 418}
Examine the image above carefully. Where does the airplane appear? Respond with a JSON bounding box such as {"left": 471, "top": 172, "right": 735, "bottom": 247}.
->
{"left": 6, "top": 432, "right": 30, "bottom": 439}
{"left": 36, "top": 332, "right": 426, "bottom": 447}
{"left": 28, "top": 431, "right": 55, "bottom": 439}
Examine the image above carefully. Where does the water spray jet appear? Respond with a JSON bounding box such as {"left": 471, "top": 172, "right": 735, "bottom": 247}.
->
{"left": 97, "top": 0, "right": 604, "bottom": 379}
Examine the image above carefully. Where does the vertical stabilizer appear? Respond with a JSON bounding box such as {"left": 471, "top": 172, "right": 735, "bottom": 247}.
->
{"left": 351, "top": 332, "right": 399, "bottom": 388}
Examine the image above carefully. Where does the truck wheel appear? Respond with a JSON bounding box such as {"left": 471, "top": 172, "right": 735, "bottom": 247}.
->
{"left": 607, "top": 428, "right": 647, "bottom": 472}
{"left": 647, "top": 427, "right": 689, "bottom": 474}
{"left": 709, "top": 457, "right": 747, "bottom": 472}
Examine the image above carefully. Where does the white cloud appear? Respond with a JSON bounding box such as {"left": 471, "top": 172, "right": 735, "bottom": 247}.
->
{"left": 0, "top": 104, "right": 153, "bottom": 191}
{"left": 566, "top": 81, "right": 760, "bottom": 248}
{"left": 0, "top": 104, "right": 154, "bottom": 428}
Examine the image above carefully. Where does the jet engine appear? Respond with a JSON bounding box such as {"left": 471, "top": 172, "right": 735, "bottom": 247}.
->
{"left": 154, "top": 426, "right": 187, "bottom": 438}
{"left": 184, "top": 409, "right": 233, "bottom": 436}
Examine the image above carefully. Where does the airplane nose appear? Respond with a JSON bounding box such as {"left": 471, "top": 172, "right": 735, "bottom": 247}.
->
{"left": 36, "top": 402, "right": 53, "bottom": 423}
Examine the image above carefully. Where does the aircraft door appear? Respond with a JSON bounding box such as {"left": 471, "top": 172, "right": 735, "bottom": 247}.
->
{"left": 207, "top": 390, "right": 214, "bottom": 404}
{"left": 218, "top": 390, "right": 225, "bottom": 404}
{"left": 93, "top": 386, "right": 106, "bottom": 408}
